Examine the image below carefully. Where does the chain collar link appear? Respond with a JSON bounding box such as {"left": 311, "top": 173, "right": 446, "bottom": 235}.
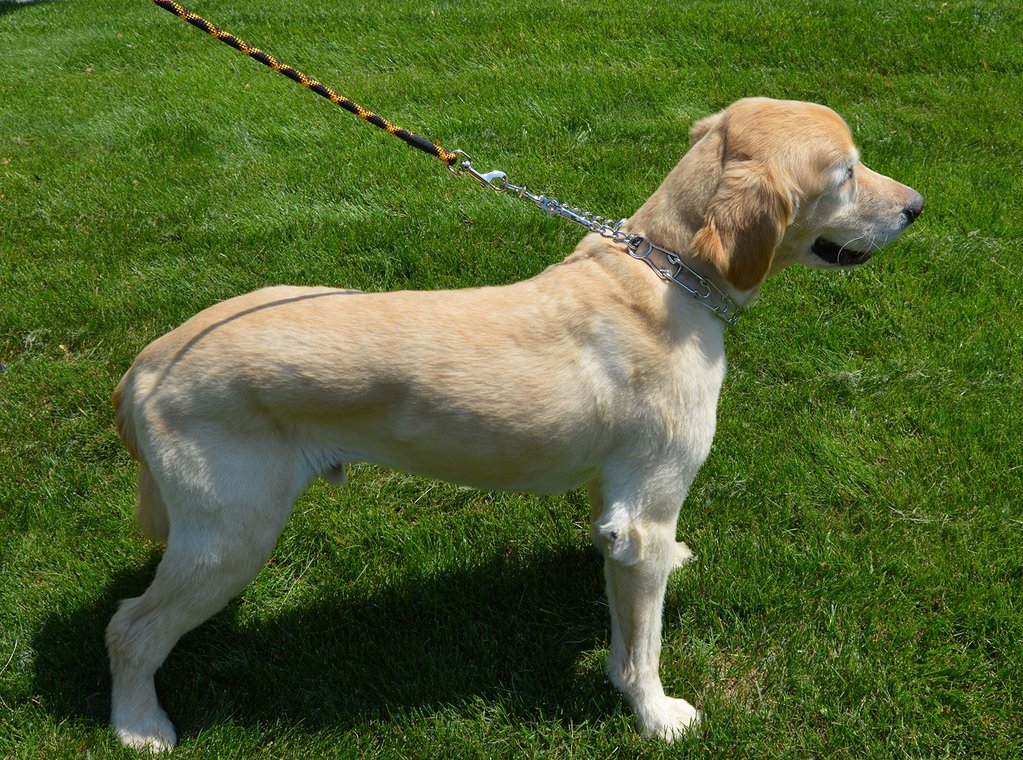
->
{"left": 624, "top": 238, "right": 743, "bottom": 326}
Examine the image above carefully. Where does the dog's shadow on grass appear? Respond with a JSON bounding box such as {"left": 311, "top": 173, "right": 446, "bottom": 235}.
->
{"left": 33, "top": 542, "right": 616, "bottom": 742}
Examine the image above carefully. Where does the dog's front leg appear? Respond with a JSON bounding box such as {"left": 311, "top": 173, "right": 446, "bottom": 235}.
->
{"left": 589, "top": 480, "right": 695, "bottom": 573}
{"left": 593, "top": 499, "right": 699, "bottom": 741}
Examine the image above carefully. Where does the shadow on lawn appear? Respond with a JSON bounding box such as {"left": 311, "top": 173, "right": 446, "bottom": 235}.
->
{"left": 33, "top": 543, "right": 615, "bottom": 741}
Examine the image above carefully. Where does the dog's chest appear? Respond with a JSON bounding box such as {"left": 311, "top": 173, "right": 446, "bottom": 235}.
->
{"left": 637, "top": 335, "right": 727, "bottom": 472}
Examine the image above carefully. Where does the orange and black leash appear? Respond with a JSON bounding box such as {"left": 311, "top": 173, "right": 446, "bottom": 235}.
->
{"left": 149, "top": 0, "right": 744, "bottom": 325}
{"left": 151, "top": 0, "right": 460, "bottom": 166}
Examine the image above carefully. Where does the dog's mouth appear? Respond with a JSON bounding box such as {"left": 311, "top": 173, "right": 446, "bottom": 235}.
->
{"left": 811, "top": 237, "right": 873, "bottom": 266}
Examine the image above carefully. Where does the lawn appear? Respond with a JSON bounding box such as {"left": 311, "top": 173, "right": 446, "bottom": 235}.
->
{"left": 1, "top": 0, "right": 1021, "bottom": 757}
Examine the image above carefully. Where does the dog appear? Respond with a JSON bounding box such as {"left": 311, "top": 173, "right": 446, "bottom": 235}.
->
{"left": 106, "top": 97, "right": 923, "bottom": 751}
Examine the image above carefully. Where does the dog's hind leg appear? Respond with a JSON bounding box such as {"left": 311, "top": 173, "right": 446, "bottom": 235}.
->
{"left": 591, "top": 483, "right": 699, "bottom": 741}
{"left": 107, "top": 437, "right": 311, "bottom": 752}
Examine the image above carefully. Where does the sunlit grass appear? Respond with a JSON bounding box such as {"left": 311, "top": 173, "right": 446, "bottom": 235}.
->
{"left": 1, "top": 0, "right": 1021, "bottom": 756}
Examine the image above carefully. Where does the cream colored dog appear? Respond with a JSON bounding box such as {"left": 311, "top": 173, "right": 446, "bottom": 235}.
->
{"left": 107, "top": 98, "right": 923, "bottom": 751}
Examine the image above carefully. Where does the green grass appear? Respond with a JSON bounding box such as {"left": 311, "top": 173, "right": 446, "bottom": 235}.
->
{"left": 2, "top": 0, "right": 1022, "bottom": 756}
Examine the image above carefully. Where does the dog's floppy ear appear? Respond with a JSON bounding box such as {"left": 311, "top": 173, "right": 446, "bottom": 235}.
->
{"left": 692, "top": 160, "right": 792, "bottom": 292}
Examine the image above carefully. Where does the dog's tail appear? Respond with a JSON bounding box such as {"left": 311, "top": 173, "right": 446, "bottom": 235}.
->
{"left": 114, "top": 370, "right": 170, "bottom": 544}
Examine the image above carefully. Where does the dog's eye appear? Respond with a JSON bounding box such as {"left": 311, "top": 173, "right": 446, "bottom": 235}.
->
{"left": 842, "top": 165, "right": 855, "bottom": 184}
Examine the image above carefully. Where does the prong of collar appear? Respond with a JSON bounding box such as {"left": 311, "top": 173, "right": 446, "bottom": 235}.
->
{"left": 626, "top": 237, "right": 743, "bottom": 326}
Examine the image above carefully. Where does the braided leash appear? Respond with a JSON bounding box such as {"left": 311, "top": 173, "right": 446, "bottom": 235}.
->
{"left": 149, "top": 0, "right": 629, "bottom": 236}
{"left": 150, "top": 0, "right": 743, "bottom": 325}
{"left": 152, "top": 0, "right": 459, "bottom": 165}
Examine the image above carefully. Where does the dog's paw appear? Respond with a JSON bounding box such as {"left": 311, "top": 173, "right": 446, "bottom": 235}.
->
{"left": 636, "top": 696, "right": 700, "bottom": 742}
{"left": 113, "top": 713, "right": 177, "bottom": 753}
{"left": 671, "top": 541, "right": 696, "bottom": 570}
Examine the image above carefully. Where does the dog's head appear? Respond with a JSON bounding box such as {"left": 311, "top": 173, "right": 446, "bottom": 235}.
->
{"left": 632, "top": 98, "right": 924, "bottom": 292}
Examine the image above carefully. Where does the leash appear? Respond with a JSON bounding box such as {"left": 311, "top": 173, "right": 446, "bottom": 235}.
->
{"left": 150, "top": 0, "right": 743, "bottom": 325}
{"left": 152, "top": 0, "right": 458, "bottom": 164}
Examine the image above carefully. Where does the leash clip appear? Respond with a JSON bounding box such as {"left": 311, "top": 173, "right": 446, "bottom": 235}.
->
{"left": 450, "top": 150, "right": 508, "bottom": 192}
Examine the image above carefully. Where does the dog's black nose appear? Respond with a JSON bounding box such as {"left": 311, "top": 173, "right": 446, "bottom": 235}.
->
{"left": 903, "top": 191, "right": 924, "bottom": 224}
